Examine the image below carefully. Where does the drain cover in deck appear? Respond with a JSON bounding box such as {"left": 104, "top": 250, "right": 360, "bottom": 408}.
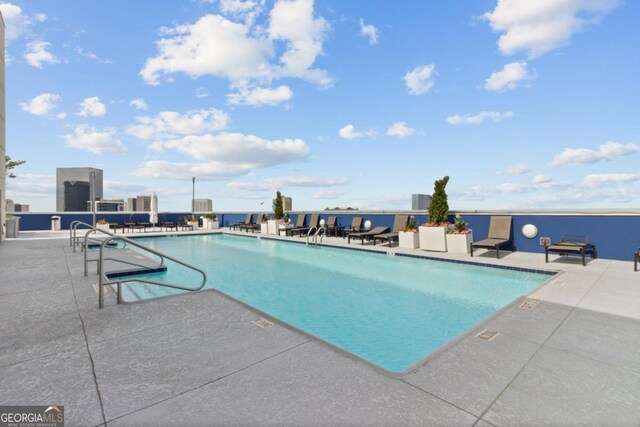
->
{"left": 520, "top": 298, "right": 542, "bottom": 310}
{"left": 476, "top": 329, "right": 499, "bottom": 341}
{"left": 252, "top": 318, "right": 273, "bottom": 329}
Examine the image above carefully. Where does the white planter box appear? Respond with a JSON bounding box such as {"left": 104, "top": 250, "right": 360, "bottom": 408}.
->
{"left": 279, "top": 224, "right": 294, "bottom": 236}
{"left": 267, "top": 219, "right": 284, "bottom": 235}
{"left": 398, "top": 231, "right": 419, "bottom": 249}
{"left": 446, "top": 232, "right": 473, "bottom": 254}
{"left": 204, "top": 219, "right": 219, "bottom": 230}
{"left": 260, "top": 223, "right": 269, "bottom": 234}
{"left": 96, "top": 224, "right": 111, "bottom": 233}
{"left": 419, "top": 226, "right": 448, "bottom": 252}
{"left": 188, "top": 221, "right": 199, "bottom": 229}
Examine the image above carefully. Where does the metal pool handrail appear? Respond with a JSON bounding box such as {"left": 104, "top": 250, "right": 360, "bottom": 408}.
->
{"left": 97, "top": 235, "right": 207, "bottom": 308}
{"left": 82, "top": 227, "right": 133, "bottom": 276}
{"left": 70, "top": 220, "right": 94, "bottom": 250}
{"left": 306, "top": 226, "right": 326, "bottom": 246}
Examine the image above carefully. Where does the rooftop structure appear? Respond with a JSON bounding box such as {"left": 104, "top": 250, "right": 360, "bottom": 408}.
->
{"left": 194, "top": 198, "right": 212, "bottom": 212}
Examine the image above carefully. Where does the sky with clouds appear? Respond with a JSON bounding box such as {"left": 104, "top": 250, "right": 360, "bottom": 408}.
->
{"left": 3, "top": 0, "right": 639, "bottom": 212}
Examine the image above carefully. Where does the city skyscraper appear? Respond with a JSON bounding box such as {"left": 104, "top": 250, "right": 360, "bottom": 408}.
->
{"left": 411, "top": 194, "right": 432, "bottom": 210}
{"left": 193, "top": 199, "right": 212, "bottom": 212}
{"left": 56, "top": 168, "right": 103, "bottom": 212}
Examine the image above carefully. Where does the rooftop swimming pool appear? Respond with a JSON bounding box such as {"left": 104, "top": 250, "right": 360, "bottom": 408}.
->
{"left": 122, "top": 234, "right": 551, "bottom": 373}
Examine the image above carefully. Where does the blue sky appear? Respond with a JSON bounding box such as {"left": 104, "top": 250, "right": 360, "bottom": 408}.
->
{"left": 3, "top": 0, "right": 639, "bottom": 212}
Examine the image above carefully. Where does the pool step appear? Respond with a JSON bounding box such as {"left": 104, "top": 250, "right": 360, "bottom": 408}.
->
{"left": 105, "top": 266, "right": 168, "bottom": 279}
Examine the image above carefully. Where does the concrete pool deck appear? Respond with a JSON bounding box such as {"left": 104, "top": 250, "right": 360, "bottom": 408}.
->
{"left": 1, "top": 230, "right": 639, "bottom": 426}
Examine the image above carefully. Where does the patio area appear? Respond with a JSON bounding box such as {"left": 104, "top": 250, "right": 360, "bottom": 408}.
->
{"left": 1, "top": 231, "right": 639, "bottom": 426}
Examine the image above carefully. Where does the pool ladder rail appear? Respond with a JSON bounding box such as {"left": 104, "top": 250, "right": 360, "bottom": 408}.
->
{"left": 306, "top": 226, "right": 326, "bottom": 246}
{"left": 74, "top": 221, "right": 207, "bottom": 308}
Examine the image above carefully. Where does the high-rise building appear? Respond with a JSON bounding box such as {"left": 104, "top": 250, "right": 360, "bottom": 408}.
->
{"left": 56, "top": 168, "right": 103, "bottom": 212}
{"left": 0, "top": 14, "right": 6, "bottom": 243}
{"left": 127, "top": 195, "right": 151, "bottom": 212}
{"left": 193, "top": 199, "right": 212, "bottom": 212}
{"left": 14, "top": 203, "right": 29, "bottom": 212}
{"left": 87, "top": 199, "right": 125, "bottom": 212}
{"left": 282, "top": 196, "right": 292, "bottom": 212}
{"left": 411, "top": 194, "right": 431, "bottom": 210}
{"left": 5, "top": 199, "right": 14, "bottom": 213}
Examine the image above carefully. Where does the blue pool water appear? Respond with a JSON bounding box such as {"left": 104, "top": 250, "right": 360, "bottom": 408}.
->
{"left": 122, "top": 234, "right": 550, "bottom": 373}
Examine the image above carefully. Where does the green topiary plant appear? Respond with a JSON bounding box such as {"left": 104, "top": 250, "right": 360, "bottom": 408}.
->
{"left": 427, "top": 175, "right": 450, "bottom": 226}
{"left": 273, "top": 191, "right": 284, "bottom": 220}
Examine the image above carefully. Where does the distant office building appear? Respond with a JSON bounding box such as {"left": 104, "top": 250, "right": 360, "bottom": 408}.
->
{"left": 56, "top": 167, "right": 103, "bottom": 212}
{"left": 412, "top": 194, "right": 432, "bottom": 210}
{"left": 193, "top": 199, "right": 212, "bottom": 212}
{"left": 7, "top": 200, "right": 30, "bottom": 212}
{"left": 282, "top": 196, "right": 292, "bottom": 212}
{"left": 127, "top": 195, "right": 151, "bottom": 212}
{"left": 88, "top": 199, "right": 125, "bottom": 212}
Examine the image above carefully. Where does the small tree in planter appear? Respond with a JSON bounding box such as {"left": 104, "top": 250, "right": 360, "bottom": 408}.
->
{"left": 268, "top": 191, "right": 285, "bottom": 234}
{"left": 420, "top": 176, "right": 450, "bottom": 251}
{"left": 427, "top": 175, "right": 450, "bottom": 226}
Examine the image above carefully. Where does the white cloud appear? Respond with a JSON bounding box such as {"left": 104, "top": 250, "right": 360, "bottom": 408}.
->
{"left": 126, "top": 108, "right": 230, "bottom": 140}
{"left": 218, "top": 0, "right": 265, "bottom": 26}
{"left": 484, "top": 61, "right": 534, "bottom": 92}
{"left": 56, "top": 112, "right": 67, "bottom": 120}
{"left": 503, "top": 163, "right": 530, "bottom": 175}
{"left": 447, "top": 111, "right": 514, "bottom": 125}
{"left": 228, "top": 176, "right": 350, "bottom": 191}
{"left": 359, "top": 19, "right": 378, "bottom": 45}
{"left": 581, "top": 173, "right": 640, "bottom": 188}
{"left": 64, "top": 125, "right": 127, "bottom": 154}
{"left": 19, "top": 93, "right": 60, "bottom": 116}
{"left": 24, "top": 41, "right": 59, "bottom": 68}
{"left": 195, "top": 87, "right": 210, "bottom": 99}
{"left": 264, "top": 176, "right": 350, "bottom": 188}
{"left": 74, "top": 46, "right": 112, "bottom": 64}
{"left": 532, "top": 174, "right": 552, "bottom": 184}
{"left": 133, "top": 132, "right": 310, "bottom": 181}
{"left": 548, "top": 141, "right": 640, "bottom": 168}
{"left": 386, "top": 121, "right": 416, "bottom": 137}
{"left": 403, "top": 64, "right": 435, "bottom": 95}
{"left": 0, "top": 3, "right": 45, "bottom": 40}
{"left": 77, "top": 96, "right": 107, "bottom": 117}
{"left": 313, "top": 190, "right": 344, "bottom": 199}
{"left": 227, "top": 182, "right": 271, "bottom": 191}
{"left": 130, "top": 98, "right": 148, "bottom": 110}
{"left": 227, "top": 85, "right": 293, "bottom": 106}
{"left": 140, "top": 0, "right": 332, "bottom": 92}
{"left": 338, "top": 124, "right": 376, "bottom": 140}
{"left": 483, "top": 0, "right": 619, "bottom": 58}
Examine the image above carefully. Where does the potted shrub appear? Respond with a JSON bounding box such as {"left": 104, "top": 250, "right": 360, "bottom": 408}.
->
{"left": 267, "top": 191, "right": 285, "bottom": 235}
{"left": 204, "top": 213, "right": 219, "bottom": 230}
{"left": 398, "top": 215, "right": 419, "bottom": 249}
{"left": 96, "top": 218, "right": 111, "bottom": 232}
{"left": 187, "top": 215, "right": 199, "bottom": 229}
{"left": 446, "top": 214, "right": 473, "bottom": 253}
{"left": 260, "top": 215, "right": 270, "bottom": 234}
{"left": 419, "top": 176, "right": 450, "bottom": 252}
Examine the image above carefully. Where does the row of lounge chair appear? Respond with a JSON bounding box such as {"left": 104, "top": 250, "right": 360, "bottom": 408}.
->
{"left": 107, "top": 220, "right": 195, "bottom": 233}
{"left": 228, "top": 213, "right": 599, "bottom": 266}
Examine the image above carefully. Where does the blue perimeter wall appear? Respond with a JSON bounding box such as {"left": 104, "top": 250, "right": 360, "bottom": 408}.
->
{"left": 13, "top": 211, "right": 640, "bottom": 261}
